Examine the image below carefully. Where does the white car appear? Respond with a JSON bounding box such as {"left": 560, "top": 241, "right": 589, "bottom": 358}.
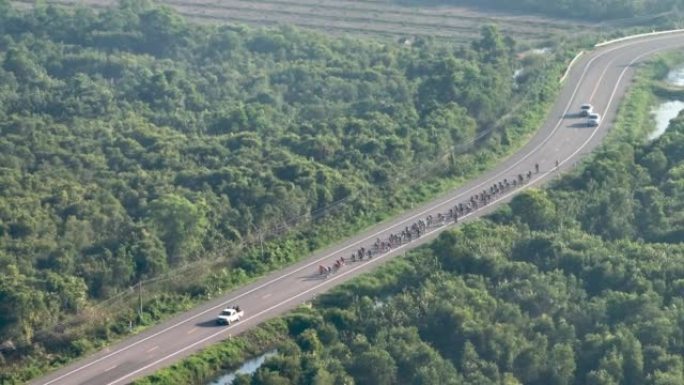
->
{"left": 587, "top": 112, "right": 601, "bottom": 126}
{"left": 580, "top": 103, "right": 593, "bottom": 117}
{"left": 216, "top": 306, "right": 244, "bottom": 325}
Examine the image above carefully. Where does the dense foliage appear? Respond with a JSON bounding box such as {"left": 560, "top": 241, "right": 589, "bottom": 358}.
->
{"left": 0, "top": 0, "right": 563, "bottom": 377}
{"left": 399, "top": 0, "right": 684, "bottom": 20}
{"left": 186, "top": 113, "right": 684, "bottom": 385}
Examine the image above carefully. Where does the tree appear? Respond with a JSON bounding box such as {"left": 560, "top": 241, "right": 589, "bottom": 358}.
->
{"left": 311, "top": 368, "right": 335, "bottom": 385}
{"left": 509, "top": 189, "right": 557, "bottom": 230}
{"left": 640, "top": 148, "right": 668, "bottom": 180}
{"left": 583, "top": 187, "right": 636, "bottom": 240}
{"left": 148, "top": 194, "right": 208, "bottom": 264}
{"left": 138, "top": 6, "right": 188, "bottom": 56}
{"left": 251, "top": 369, "right": 292, "bottom": 385}
{"left": 512, "top": 342, "right": 546, "bottom": 384}
{"left": 350, "top": 348, "right": 397, "bottom": 385}
{"left": 473, "top": 25, "right": 512, "bottom": 67}
{"left": 549, "top": 343, "right": 576, "bottom": 385}
{"left": 296, "top": 329, "right": 322, "bottom": 354}
{"left": 44, "top": 272, "right": 88, "bottom": 313}
{"left": 618, "top": 330, "right": 644, "bottom": 385}
{"left": 2, "top": 46, "right": 44, "bottom": 81}
{"left": 0, "top": 265, "right": 46, "bottom": 343}
{"left": 130, "top": 228, "right": 169, "bottom": 277}
{"left": 586, "top": 369, "right": 619, "bottom": 385}
{"left": 634, "top": 186, "right": 668, "bottom": 240}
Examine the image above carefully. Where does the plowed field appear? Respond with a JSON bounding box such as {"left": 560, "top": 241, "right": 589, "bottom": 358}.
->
{"left": 14, "top": 0, "right": 600, "bottom": 44}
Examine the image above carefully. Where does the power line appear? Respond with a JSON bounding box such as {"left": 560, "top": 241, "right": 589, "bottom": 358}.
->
{"left": 31, "top": 70, "right": 549, "bottom": 339}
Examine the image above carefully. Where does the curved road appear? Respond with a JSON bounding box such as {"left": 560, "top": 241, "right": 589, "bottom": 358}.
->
{"left": 33, "top": 32, "right": 684, "bottom": 385}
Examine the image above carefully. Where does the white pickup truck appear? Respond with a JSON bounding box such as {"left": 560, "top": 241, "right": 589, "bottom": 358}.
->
{"left": 216, "top": 306, "right": 244, "bottom": 325}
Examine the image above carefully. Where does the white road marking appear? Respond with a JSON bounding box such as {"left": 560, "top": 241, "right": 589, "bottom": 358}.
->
{"left": 589, "top": 54, "right": 619, "bottom": 101}
{"left": 186, "top": 328, "right": 198, "bottom": 335}
{"left": 104, "top": 366, "right": 117, "bottom": 373}
{"left": 38, "top": 33, "right": 684, "bottom": 385}
{"left": 559, "top": 47, "right": 660, "bottom": 168}
{"left": 261, "top": 294, "right": 271, "bottom": 299}
{"left": 103, "top": 40, "right": 679, "bottom": 385}
{"left": 146, "top": 346, "right": 158, "bottom": 353}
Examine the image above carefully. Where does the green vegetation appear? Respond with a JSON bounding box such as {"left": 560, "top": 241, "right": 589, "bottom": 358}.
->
{"left": 0, "top": 0, "right": 569, "bottom": 382}
{"left": 139, "top": 319, "right": 288, "bottom": 385}
{"left": 651, "top": 53, "right": 684, "bottom": 100}
{"left": 399, "top": 0, "right": 684, "bottom": 21}
{"left": 149, "top": 71, "right": 684, "bottom": 385}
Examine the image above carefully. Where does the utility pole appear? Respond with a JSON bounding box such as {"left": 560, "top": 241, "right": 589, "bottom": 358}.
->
{"left": 138, "top": 281, "right": 143, "bottom": 319}
{"left": 251, "top": 223, "right": 265, "bottom": 260}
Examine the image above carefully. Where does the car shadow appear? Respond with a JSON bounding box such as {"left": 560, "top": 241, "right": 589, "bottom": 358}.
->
{"left": 568, "top": 122, "right": 590, "bottom": 128}
{"left": 196, "top": 319, "right": 224, "bottom": 328}
{"left": 564, "top": 112, "right": 583, "bottom": 119}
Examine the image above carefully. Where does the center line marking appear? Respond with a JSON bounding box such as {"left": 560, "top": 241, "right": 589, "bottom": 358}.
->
{"left": 38, "top": 32, "right": 684, "bottom": 385}
{"left": 262, "top": 294, "right": 271, "bottom": 299}
{"left": 146, "top": 346, "right": 159, "bottom": 353}
{"left": 187, "top": 328, "right": 198, "bottom": 335}
{"left": 104, "top": 365, "right": 117, "bottom": 372}
{"left": 105, "top": 37, "right": 684, "bottom": 385}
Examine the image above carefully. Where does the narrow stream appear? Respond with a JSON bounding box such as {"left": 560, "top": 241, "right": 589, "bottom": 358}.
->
{"left": 650, "top": 101, "right": 684, "bottom": 140}
{"left": 650, "top": 65, "right": 684, "bottom": 140}
{"left": 207, "top": 350, "right": 278, "bottom": 385}
{"left": 666, "top": 65, "right": 684, "bottom": 87}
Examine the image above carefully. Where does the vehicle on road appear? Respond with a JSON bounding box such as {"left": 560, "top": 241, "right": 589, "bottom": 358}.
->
{"left": 580, "top": 103, "right": 593, "bottom": 116}
{"left": 216, "top": 306, "right": 243, "bottom": 325}
{"left": 588, "top": 112, "right": 601, "bottom": 126}
{"left": 30, "top": 31, "right": 684, "bottom": 385}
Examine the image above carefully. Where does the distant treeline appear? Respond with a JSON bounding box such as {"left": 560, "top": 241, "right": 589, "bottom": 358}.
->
{"left": 397, "top": 0, "right": 684, "bottom": 20}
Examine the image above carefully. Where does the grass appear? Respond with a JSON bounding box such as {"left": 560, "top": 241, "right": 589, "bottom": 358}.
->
{"left": 133, "top": 319, "right": 289, "bottom": 385}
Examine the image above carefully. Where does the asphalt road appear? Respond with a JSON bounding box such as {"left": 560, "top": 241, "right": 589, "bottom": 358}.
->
{"left": 32, "top": 32, "right": 684, "bottom": 385}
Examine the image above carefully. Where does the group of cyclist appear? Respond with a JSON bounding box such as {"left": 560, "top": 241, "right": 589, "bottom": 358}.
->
{"left": 319, "top": 258, "right": 346, "bottom": 276}
{"left": 317, "top": 163, "right": 544, "bottom": 278}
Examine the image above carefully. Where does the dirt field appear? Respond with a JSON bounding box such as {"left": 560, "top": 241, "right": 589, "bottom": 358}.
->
{"left": 13, "top": 0, "right": 599, "bottom": 44}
